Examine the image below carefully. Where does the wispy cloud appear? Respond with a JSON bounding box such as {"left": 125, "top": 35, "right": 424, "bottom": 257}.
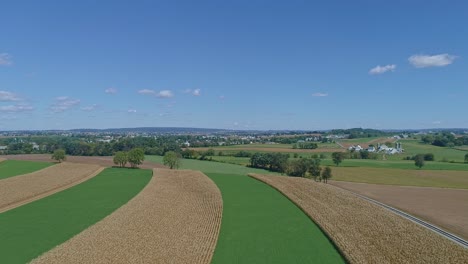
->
{"left": 0, "top": 91, "right": 21, "bottom": 101}
{"left": 138, "top": 89, "right": 174, "bottom": 98}
{"left": 81, "top": 104, "right": 98, "bottom": 111}
{"left": 0, "top": 104, "right": 34, "bottom": 113}
{"left": 219, "top": 95, "right": 225, "bottom": 100}
{"left": 105, "top": 88, "right": 118, "bottom": 94}
{"left": 369, "top": 64, "right": 396, "bottom": 75}
{"left": 50, "top": 96, "right": 80, "bottom": 113}
{"left": 432, "top": 120, "right": 442, "bottom": 125}
{"left": 184, "top": 89, "right": 201, "bottom": 96}
{"left": 409, "top": 54, "right": 457, "bottom": 68}
{"left": 312, "top": 92, "right": 328, "bottom": 97}
{"left": 128, "top": 109, "right": 137, "bottom": 113}
{"left": 0, "top": 53, "right": 12, "bottom": 66}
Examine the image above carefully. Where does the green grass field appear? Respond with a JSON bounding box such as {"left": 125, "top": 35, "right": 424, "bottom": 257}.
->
{"left": 0, "top": 160, "right": 53, "bottom": 180}
{"left": 389, "top": 139, "right": 468, "bottom": 162}
{"left": 208, "top": 173, "right": 344, "bottom": 264}
{"left": 0, "top": 168, "right": 152, "bottom": 264}
{"left": 331, "top": 166, "right": 468, "bottom": 189}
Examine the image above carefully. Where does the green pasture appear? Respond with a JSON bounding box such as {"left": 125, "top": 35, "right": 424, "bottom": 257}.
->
{"left": 209, "top": 173, "right": 344, "bottom": 264}
{"left": 0, "top": 160, "right": 53, "bottom": 180}
{"left": 0, "top": 168, "right": 152, "bottom": 264}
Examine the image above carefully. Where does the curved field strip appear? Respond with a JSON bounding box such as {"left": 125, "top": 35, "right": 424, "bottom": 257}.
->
{"left": 208, "top": 173, "right": 344, "bottom": 264}
{"left": 0, "top": 168, "right": 152, "bottom": 264}
{"left": 0, "top": 162, "right": 102, "bottom": 212}
{"left": 0, "top": 160, "right": 53, "bottom": 180}
{"left": 250, "top": 174, "right": 468, "bottom": 264}
{"left": 33, "top": 169, "right": 222, "bottom": 264}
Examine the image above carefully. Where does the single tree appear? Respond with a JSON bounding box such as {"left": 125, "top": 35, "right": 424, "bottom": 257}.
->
{"left": 127, "top": 148, "right": 145, "bottom": 168}
{"left": 163, "top": 151, "right": 181, "bottom": 169}
{"left": 321, "top": 166, "right": 332, "bottom": 183}
{"left": 332, "top": 152, "right": 344, "bottom": 166}
{"left": 51, "top": 149, "right": 66, "bottom": 162}
{"left": 465, "top": 153, "right": 468, "bottom": 163}
{"left": 414, "top": 154, "right": 425, "bottom": 169}
{"left": 113, "top": 151, "right": 128, "bottom": 167}
{"left": 308, "top": 158, "right": 322, "bottom": 181}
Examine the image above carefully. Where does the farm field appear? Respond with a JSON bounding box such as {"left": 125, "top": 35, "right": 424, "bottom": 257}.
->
{"left": 208, "top": 173, "right": 344, "bottom": 264}
{"left": 330, "top": 166, "right": 468, "bottom": 188}
{"left": 146, "top": 156, "right": 343, "bottom": 263}
{"left": 330, "top": 181, "right": 468, "bottom": 239}
{"left": 3, "top": 154, "right": 166, "bottom": 169}
{"left": 0, "top": 162, "right": 102, "bottom": 212}
{"left": 191, "top": 145, "right": 343, "bottom": 154}
{"left": 250, "top": 174, "right": 468, "bottom": 263}
{"left": 33, "top": 169, "right": 222, "bottom": 264}
{"left": 0, "top": 160, "right": 53, "bottom": 180}
{"left": 0, "top": 168, "right": 152, "bottom": 264}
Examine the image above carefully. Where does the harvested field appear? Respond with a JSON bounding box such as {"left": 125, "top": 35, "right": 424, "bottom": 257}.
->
{"left": 0, "top": 157, "right": 5, "bottom": 162}
{"left": 0, "top": 162, "right": 102, "bottom": 212}
{"left": 2, "top": 154, "right": 166, "bottom": 169}
{"left": 249, "top": 174, "right": 468, "bottom": 264}
{"left": 331, "top": 181, "right": 468, "bottom": 240}
{"left": 32, "top": 169, "right": 223, "bottom": 264}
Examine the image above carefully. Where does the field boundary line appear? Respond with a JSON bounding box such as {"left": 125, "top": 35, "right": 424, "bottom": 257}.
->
{"left": 0, "top": 166, "right": 104, "bottom": 214}
{"left": 345, "top": 189, "right": 468, "bottom": 248}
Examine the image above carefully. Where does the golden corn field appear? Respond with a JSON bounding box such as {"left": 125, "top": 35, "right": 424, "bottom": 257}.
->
{"left": 0, "top": 162, "right": 102, "bottom": 213}
{"left": 32, "top": 168, "right": 223, "bottom": 264}
{"left": 249, "top": 174, "right": 468, "bottom": 264}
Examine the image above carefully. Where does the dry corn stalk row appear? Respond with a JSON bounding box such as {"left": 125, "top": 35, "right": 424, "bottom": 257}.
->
{"left": 0, "top": 162, "right": 102, "bottom": 212}
{"left": 249, "top": 174, "right": 468, "bottom": 264}
{"left": 31, "top": 168, "right": 223, "bottom": 264}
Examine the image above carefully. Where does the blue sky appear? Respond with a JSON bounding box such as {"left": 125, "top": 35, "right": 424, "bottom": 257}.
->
{"left": 1, "top": 0, "right": 467, "bottom": 130}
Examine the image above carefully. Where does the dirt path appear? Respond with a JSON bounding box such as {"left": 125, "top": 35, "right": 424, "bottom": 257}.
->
{"left": 32, "top": 169, "right": 223, "bottom": 264}
{"left": 0, "top": 162, "right": 102, "bottom": 213}
{"left": 330, "top": 181, "right": 468, "bottom": 240}
{"left": 249, "top": 174, "right": 468, "bottom": 264}
{"left": 2, "top": 154, "right": 166, "bottom": 169}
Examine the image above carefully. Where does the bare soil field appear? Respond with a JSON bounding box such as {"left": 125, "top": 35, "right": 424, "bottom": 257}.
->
{"left": 330, "top": 181, "right": 468, "bottom": 240}
{"left": 0, "top": 157, "right": 5, "bottom": 163}
{"left": 0, "top": 162, "right": 102, "bottom": 212}
{"left": 192, "top": 147, "right": 345, "bottom": 153}
{"left": 32, "top": 169, "right": 223, "bottom": 264}
{"left": 249, "top": 174, "right": 468, "bottom": 264}
{"left": 2, "top": 154, "right": 166, "bottom": 169}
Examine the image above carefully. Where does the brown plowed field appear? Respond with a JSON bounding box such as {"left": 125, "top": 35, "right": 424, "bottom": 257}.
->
{"left": 32, "top": 169, "right": 223, "bottom": 264}
{"left": 330, "top": 181, "right": 468, "bottom": 240}
{"left": 249, "top": 174, "right": 468, "bottom": 264}
{"left": 0, "top": 162, "right": 102, "bottom": 212}
{"left": 0, "top": 157, "right": 5, "bottom": 162}
{"left": 2, "top": 154, "right": 166, "bottom": 169}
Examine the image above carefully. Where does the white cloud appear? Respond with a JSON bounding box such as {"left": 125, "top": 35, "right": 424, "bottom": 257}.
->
{"left": 81, "top": 104, "right": 98, "bottom": 111}
{"left": 138, "top": 89, "right": 174, "bottom": 98}
{"left": 0, "top": 104, "right": 34, "bottom": 113}
{"left": 312, "top": 92, "right": 328, "bottom": 97}
{"left": 105, "top": 88, "right": 117, "bottom": 94}
{"left": 0, "top": 91, "right": 21, "bottom": 101}
{"left": 192, "top": 89, "right": 201, "bottom": 96}
{"left": 50, "top": 96, "right": 80, "bottom": 113}
{"left": 369, "top": 64, "right": 396, "bottom": 75}
{"left": 408, "top": 54, "right": 457, "bottom": 68}
{"left": 432, "top": 120, "right": 442, "bottom": 125}
{"left": 219, "top": 95, "right": 225, "bottom": 100}
{"left": 128, "top": 109, "right": 137, "bottom": 113}
{"left": 0, "top": 53, "right": 12, "bottom": 66}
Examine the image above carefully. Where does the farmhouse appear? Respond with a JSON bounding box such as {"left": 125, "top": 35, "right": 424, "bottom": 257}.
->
{"left": 348, "top": 145, "right": 363, "bottom": 151}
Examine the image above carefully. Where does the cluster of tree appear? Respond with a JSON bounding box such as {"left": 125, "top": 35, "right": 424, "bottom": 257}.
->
{"left": 286, "top": 157, "right": 332, "bottom": 182}
{"left": 421, "top": 133, "right": 468, "bottom": 147}
{"left": 180, "top": 148, "right": 215, "bottom": 160}
{"left": 163, "top": 151, "right": 181, "bottom": 169}
{"left": 1, "top": 136, "right": 182, "bottom": 157}
{"left": 331, "top": 152, "right": 346, "bottom": 166}
{"left": 250, "top": 152, "right": 289, "bottom": 173}
{"left": 233, "top": 150, "right": 252, "bottom": 157}
{"left": 347, "top": 150, "right": 378, "bottom": 160}
{"left": 403, "top": 153, "right": 434, "bottom": 161}
{"left": 112, "top": 148, "right": 145, "bottom": 168}
{"left": 327, "top": 128, "right": 390, "bottom": 139}
{"left": 465, "top": 153, "right": 468, "bottom": 163}
{"left": 292, "top": 142, "right": 318, "bottom": 149}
